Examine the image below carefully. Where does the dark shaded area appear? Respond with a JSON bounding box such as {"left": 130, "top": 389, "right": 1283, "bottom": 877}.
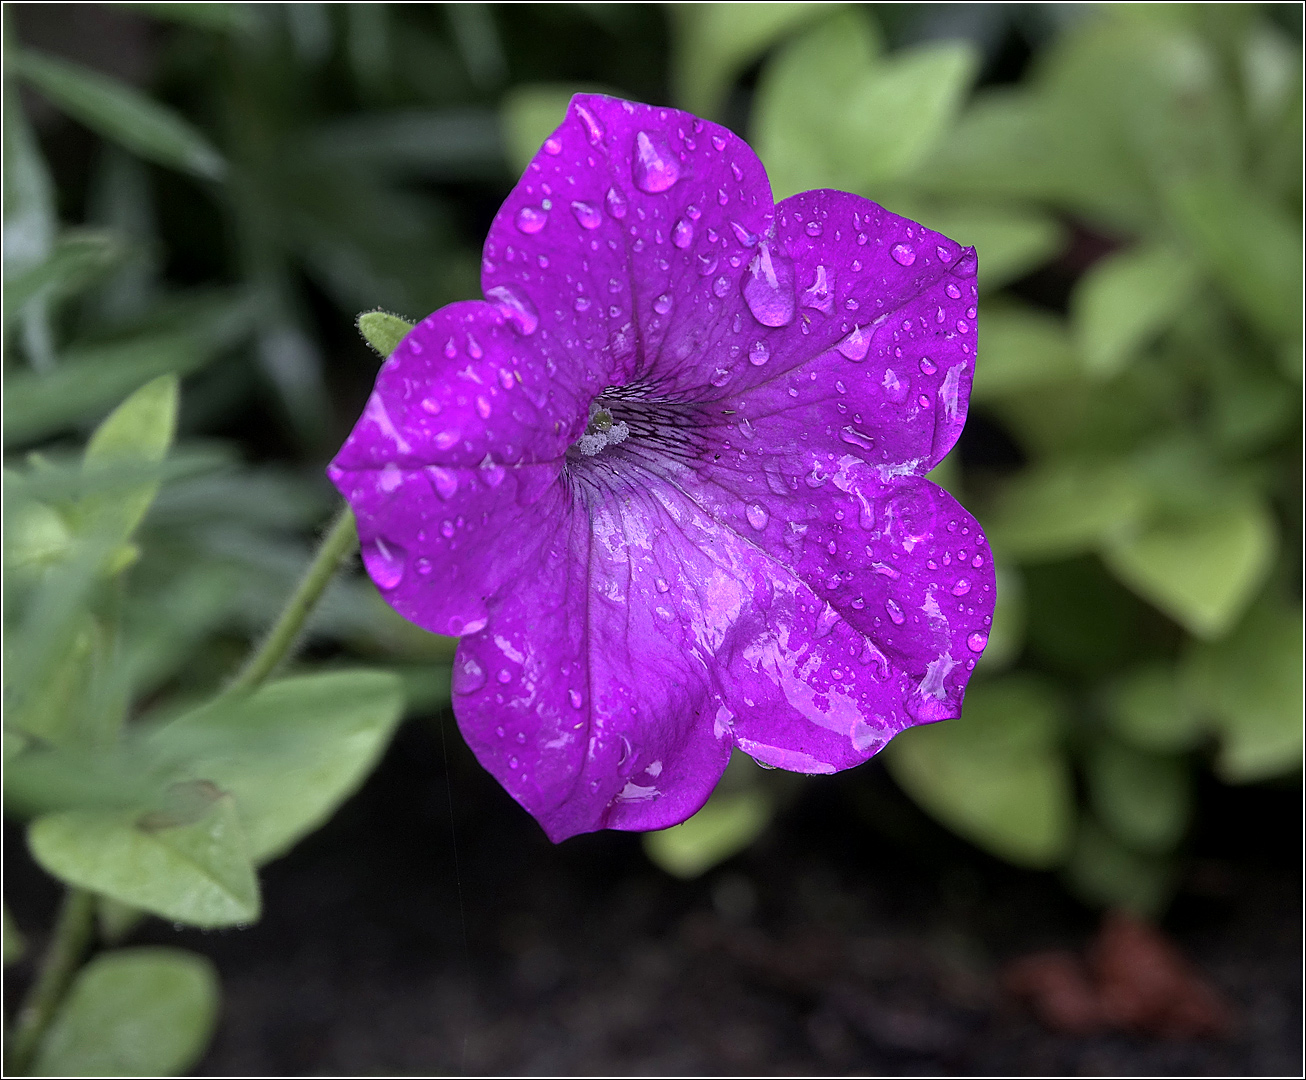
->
{"left": 7, "top": 718, "right": 1298, "bottom": 1076}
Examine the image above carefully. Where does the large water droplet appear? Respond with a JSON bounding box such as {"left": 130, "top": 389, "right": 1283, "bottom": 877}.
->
{"left": 542, "top": 136, "right": 562, "bottom": 155}
{"left": 426, "top": 466, "right": 458, "bottom": 500}
{"left": 515, "top": 206, "right": 547, "bottom": 234}
{"left": 749, "top": 340, "right": 770, "bottom": 366}
{"left": 746, "top": 503, "right": 769, "bottom": 529}
{"left": 574, "top": 102, "right": 605, "bottom": 145}
{"left": 885, "top": 599, "right": 906, "bottom": 625}
{"left": 945, "top": 282, "right": 962, "bottom": 300}
{"left": 919, "top": 356, "right": 936, "bottom": 375}
{"left": 362, "top": 537, "right": 406, "bottom": 590}
{"left": 743, "top": 244, "right": 795, "bottom": 327}
{"left": 570, "top": 200, "right": 602, "bottom": 230}
{"left": 486, "top": 284, "right": 539, "bottom": 335}
{"left": 839, "top": 426, "right": 874, "bottom": 450}
{"left": 835, "top": 325, "right": 872, "bottom": 362}
{"left": 890, "top": 243, "right": 916, "bottom": 266}
{"left": 452, "top": 655, "right": 487, "bottom": 695}
{"left": 967, "top": 631, "right": 989, "bottom": 653}
{"left": 605, "top": 186, "right": 628, "bottom": 219}
{"left": 653, "top": 293, "right": 673, "bottom": 315}
{"left": 971, "top": 553, "right": 984, "bottom": 569}
{"left": 672, "top": 218, "right": 694, "bottom": 248}
{"left": 951, "top": 578, "right": 971, "bottom": 597}
{"left": 709, "top": 367, "right": 731, "bottom": 387}
{"left": 632, "top": 131, "right": 680, "bottom": 193}
{"left": 800, "top": 265, "right": 833, "bottom": 314}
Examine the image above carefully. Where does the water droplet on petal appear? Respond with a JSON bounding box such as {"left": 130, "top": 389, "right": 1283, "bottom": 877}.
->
{"left": 743, "top": 244, "right": 795, "bottom": 327}
{"left": 485, "top": 284, "right": 539, "bottom": 335}
{"left": 800, "top": 265, "right": 833, "bottom": 314}
{"left": 475, "top": 396, "right": 491, "bottom": 419}
{"left": 891, "top": 243, "right": 916, "bottom": 266}
{"left": 434, "top": 429, "right": 460, "bottom": 450}
{"left": 426, "top": 466, "right": 458, "bottom": 500}
{"left": 836, "top": 325, "right": 872, "bottom": 362}
{"left": 570, "top": 200, "right": 602, "bottom": 230}
{"left": 945, "top": 282, "right": 962, "bottom": 299}
{"left": 805, "top": 221, "right": 823, "bottom": 237}
{"left": 568, "top": 688, "right": 584, "bottom": 708}
{"left": 731, "top": 221, "right": 758, "bottom": 247}
{"left": 362, "top": 537, "right": 406, "bottom": 590}
{"left": 632, "top": 131, "right": 680, "bottom": 192}
{"left": 839, "top": 426, "right": 874, "bottom": 450}
{"left": 574, "top": 103, "right": 605, "bottom": 145}
{"left": 919, "top": 356, "right": 936, "bottom": 375}
{"left": 953, "top": 248, "right": 978, "bottom": 277}
{"left": 952, "top": 578, "right": 971, "bottom": 597}
{"left": 543, "top": 136, "right": 562, "bottom": 155}
{"left": 748, "top": 341, "right": 770, "bottom": 366}
{"left": 515, "top": 205, "right": 547, "bottom": 234}
{"left": 653, "top": 293, "right": 673, "bottom": 315}
{"left": 605, "top": 186, "right": 628, "bottom": 219}
{"left": 452, "top": 655, "right": 487, "bottom": 694}
{"left": 713, "top": 275, "right": 730, "bottom": 298}
{"left": 440, "top": 520, "right": 455, "bottom": 539}
{"left": 655, "top": 577, "right": 670, "bottom": 593}
{"left": 711, "top": 134, "right": 726, "bottom": 151}
{"left": 885, "top": 599, "right": 906, "bottom": 625}
{"left": 967, "top": 631, "right": 988, "bottom": 653}
{"left": 444, "top": 338, "right": 458, "bottom": 360}
{"left": 746, "top": 503, "right": 769, "bottom": 529}
{"left": 672, "top": 218, "right": 694, "bottom": 248}
{"left": 710, "top": 367, "right": 731, "bottom": 386}
{"left": 467, "top": 335, "right": 483, "bottom": 359}
{"left": 971, "top": 553, "right": 984, "bottom": 568}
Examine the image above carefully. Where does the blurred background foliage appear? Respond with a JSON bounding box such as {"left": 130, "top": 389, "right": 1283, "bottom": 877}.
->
{"left": 2, "top": 3, "right": 1301, "bottom": 1072}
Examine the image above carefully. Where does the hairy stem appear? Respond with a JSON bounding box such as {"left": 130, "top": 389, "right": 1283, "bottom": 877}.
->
{"left": 7, "top": 888, "right": 97, "bottom": 1075}
{"left": 227, "top": 503, "right": 357, "bottom": 694}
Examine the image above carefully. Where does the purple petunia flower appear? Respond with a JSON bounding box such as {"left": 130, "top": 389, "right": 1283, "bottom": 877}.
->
{"left": 328, "top": 95, "right": 994, "bottom": 842}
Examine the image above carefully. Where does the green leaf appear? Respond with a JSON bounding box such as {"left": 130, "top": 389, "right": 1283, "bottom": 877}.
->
{"left": 1101, "top": 663, "right": 1204, "bottom": 753}
{"left": 885, "top": 676, "right": 1074, "bottom": 868}
{"left": 148, "top": 670, "right": 405, "bottom": 863}
{"left": 77, "top": 375, "right": 179, "bottom": 551}
{"left": 644, "top": 788, "right": 773, "bottom": 879}
{"left": 986, "top": 459, "right": 1146, "bottom": 562}
{"left": 114, "top": 1, "right": 254, "bottom": 32}
{"left": 308, "top": 108, "right": 504, "bottom": 178}
{"left": 974, "top": 564, "right": 1025, "bottom": 674}
{"left": 1101, "top": 498, "right": 1277, "bottom": 639}
{"left": 31, "top": 947, "right": 218, "bottom": 1078}
{"left": 1183, "top": 594, "right": 1303, "bottom": 782}
{"left": 356, "top": 310, "right": 414, "bottom": 359}
{"left": 1064, "top": 817, "right": 1175, "bottom": 916}
{"left": 500, "top": 83, "right": 608, "bottom": 175}
{"left": 1167, "top": 176, "right": 1302, "bottom": 343}
{"left": 3, "top": 89, "right": 56, "bottom": 273}
{"left": 672, "top": 1, "right": 838, "bottom": 118}
{"left": 2, "top": 231, "right": 123, "bottom": 324}
{"left": 3, "top": 903, "right": 25, "bottom": 966}
{"left": 1073, "top": 245, "right": 1200, "bottom": 378}
{"left": 1085, "top": 739, "right": 1192, "bottom": 854}
{"left": 28, "top": 792, "right": 260, "bottom": 928}
{"left": 972, "top": 303, "right": 1080, "bottom": 402}
{"left": 3, "top": 314, "right": 244, "bottom": 447}
{"left": 753, "top": 15, "right": 976, "bottom": 198}
{"left": 10, "top": 48, "right": 226, "bottom": 181}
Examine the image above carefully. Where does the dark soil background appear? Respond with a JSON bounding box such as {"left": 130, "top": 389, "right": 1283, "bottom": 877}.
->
{"left": 7, "top": 715, "right": 1300, "bottom": 1076}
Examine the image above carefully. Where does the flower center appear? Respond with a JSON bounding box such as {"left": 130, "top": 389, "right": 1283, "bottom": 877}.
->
{"left": 570, "top": 398, "right": 631, "bottom": 457}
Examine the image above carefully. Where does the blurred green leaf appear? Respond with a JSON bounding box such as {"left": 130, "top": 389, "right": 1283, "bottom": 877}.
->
{"left": 644, "top": 788, "right": 773, "bottom": 879}
{"left": 1064, "top": 817, "right": 1175, "bottom": 916}
{"left": 308, "top": 109, "right": 504, "bottom": 178}
{"left": 972, "top": 302, "right": 1080, "bottom": 402}
{"left": 974, "top": 564, "right": 1025, "bottom": 674}
{"left": 3, "top": 302, "right": 248, "bottom": 446}
{"left": 1072, "top": 245, "right": 1200, "bottom": 378}
{"left": 3, "top": 231, "right": 122, "bottom": 324}
{"left": 672, "top": 1, "right": 838, "bottom": 118}
{"left": 10, "top": 48, "right": 227, "bottom": 181}
{"left": 986, "top": 459, "right": 1146, "bottom": 562}
{"left": 356, "top": 310, "right": 413, "bottom": 358}
{"left": 3, "top": 903, "right": 24, "bottom": 966}
{"left": 1085, "top": 739, "right": 1192, "bottom": 854}
{"left": 1101, "top": 497, "right": 1277, "bottom": 639}
{"left": 77, "top": 375, "right": 178, "bottom": 553}
{"left": 1183, "top": 593, "right": 1303, "bottom": 782}
{"left": 754, "top": 13, "right": 976, "bottom": 199}
{"left": 885, "top": 676, "right": 1074, "bottom": 868}
{"left": 29, "top": 792, "right": 260, "bottom": 928}
{"left": 3, "top": 89, "right": 56, "bottom": 274}
{"left": 148, "top": 670, "right": 405, "bottom": 863}
{"left": 115, "top": 1, "right": 254, "bottom": 32}
{"left": 500, "top": 83, "right": 607, "bottom": 175}
{"left": 97, "top": 896, "right": 147, "bottom": 945}
{"left": 31, "top": 947, "right": 218, "bottom": 1078}
{"left": 1101, "top": 662, "right": 1204, "bottom": 753}
{"left": 1167, "top": 176, "right": 1302, "bottom": 343}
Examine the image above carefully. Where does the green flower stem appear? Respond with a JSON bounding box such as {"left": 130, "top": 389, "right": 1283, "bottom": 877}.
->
{"left": 6, "top": 887, "right": 96, "bottom": 1075}
{"left": 227, "top": 502, "right": 357, "bottom": 694}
